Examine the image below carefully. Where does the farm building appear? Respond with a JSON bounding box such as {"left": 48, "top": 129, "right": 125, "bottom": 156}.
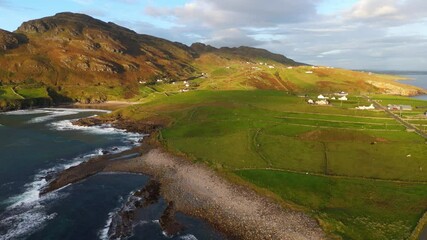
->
{"left": 338, "top": 96, "right": 348, "bottom": 101}
{"left": 387, "top": 104, "right": 412, "bottom": 111}
{"left": 356, "top": 104, "right": 375, "bottom": 110}
{"left": 315, "top": 99, "right": 330, "bottom": 105}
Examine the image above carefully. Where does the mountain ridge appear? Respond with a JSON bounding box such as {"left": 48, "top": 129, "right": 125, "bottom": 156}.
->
{"left": 0, "top": 12, "right": 424, "bottom": 110}
{"left": 0, "top": 12, "right": 305, "bottom": 103}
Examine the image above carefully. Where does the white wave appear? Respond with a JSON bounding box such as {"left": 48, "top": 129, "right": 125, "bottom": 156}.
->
{"left": 28, "top": 110, "right": 79, "bottom": 123}
{"left": 28, "top": 108, "right": 110, "bottom": 124}
{"left": 0, "top": 169, "right": 63, "bottom": 240}
{"left": 0, "top": 143, "right": 139, "bottom": 240}
{"left": 98, "top": 211, "right": 115, "bottom": 240}
{"left": 45, "top": 108, "right": 111, "bottom": 113}
{"left": 6, "top": 176, "right": 47, "bottom": 208}
{"left": 1, "top": 109, "right": 48, "bottom": 115}
{"left": 180, "top": 234, "right": 198, "bottom": 240}
{"left": 0, "top": 203, "right": 57, "bottom": 240}
{"left": 50, "top": 120, "right": 144, "bottom": 145}
{"left": 1, "top": 108, "right": 110, "bottom": 116}
{"left": 2, "top": 108, "right": 111, "bottom": 124}
{"left": 1, "top": 113, "right": 143, "bottom": 239}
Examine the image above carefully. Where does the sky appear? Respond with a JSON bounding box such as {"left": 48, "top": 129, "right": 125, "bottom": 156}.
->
{"left": 0, "top": 0, "right": 426, "bottom": 71}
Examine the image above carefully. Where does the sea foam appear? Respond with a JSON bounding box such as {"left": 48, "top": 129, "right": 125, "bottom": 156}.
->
{"left": 0, "top": 111, "right": 143, "bottom": 240}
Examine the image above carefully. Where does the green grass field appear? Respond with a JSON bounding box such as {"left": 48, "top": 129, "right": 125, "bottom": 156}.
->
{"left": 236, "top": 170, "right": 427, "bottom": 240}
{"left": 14, "top": 86, "right": 49, "bottom": 99}
{"left": 0, "top": 86, "right": 24, "bottom": 100}
{"left": 114, "top": 90, "right": 427, "bottom": 239}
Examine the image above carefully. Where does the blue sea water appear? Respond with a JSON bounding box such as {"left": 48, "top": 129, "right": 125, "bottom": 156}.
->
{"left": 398, "top": 74, "right": 427, "bottom": 100}
{"left": 0, "top": 108, "right": 224, "bottom": 240}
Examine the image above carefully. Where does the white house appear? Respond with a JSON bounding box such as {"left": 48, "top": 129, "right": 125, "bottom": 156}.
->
{"left": 334, "top": 91, "right": 348, "bottom": 96}
{"left": 268, "top": 65, "right": 275, "bottom": 69}
{"left": 315, "top": 100, "right": 329, "bottom": 105}
{"left": 317, "top": 94, "right": 326, "bottom": 99}
{"left": 307, "top": 99, "right": 314, "bottom": 104}
{"left": 305, "top": 71, "right": 313, "bottom": 74}
{"left": 185, "top": 83, "right": 190, "bottom": 87}
{"left": 356, "top": 104, "right": 375, "bottom": 110}
{"left": 287, "top": 66, "right": 293, "bottom": 69}
{"left": 338, "top": 96, "right": 348, "bottom": 101}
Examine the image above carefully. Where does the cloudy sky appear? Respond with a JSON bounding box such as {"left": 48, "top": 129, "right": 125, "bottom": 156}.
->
{"left": 0, "top": 0, "right": 426, "bottom": 70}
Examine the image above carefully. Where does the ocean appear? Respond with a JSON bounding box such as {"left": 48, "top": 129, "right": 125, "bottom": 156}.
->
{"left": 397, "top": 74, "right": 427, "bottom": 100}
{"left": 0, "top": 108, "right": 224, "bottom": 240}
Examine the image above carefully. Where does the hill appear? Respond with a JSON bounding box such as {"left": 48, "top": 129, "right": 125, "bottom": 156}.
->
{"left": 0, "top": 12, "right": 425, "bottom": 110}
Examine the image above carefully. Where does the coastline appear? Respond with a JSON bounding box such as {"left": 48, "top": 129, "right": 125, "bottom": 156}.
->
{"left": 0, "top": 100, "right": 139, "bottom": 113}
{"left": 43, "top": 140, "right": 325, "bottom": 239}
{"left": 40, "top": 118, "right": 325, "bottom": 240}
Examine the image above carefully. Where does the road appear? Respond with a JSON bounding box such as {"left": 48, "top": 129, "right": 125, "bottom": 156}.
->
{"left": 369, "top": 98, "right": 427, "bottom": 139}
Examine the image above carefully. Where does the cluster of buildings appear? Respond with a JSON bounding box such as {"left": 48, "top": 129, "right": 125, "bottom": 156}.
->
{"left": 307, "top": 91, "right": 349, "bottom": 106}
{"left": 387, "top": 104, "right": 413, "bottom": 111}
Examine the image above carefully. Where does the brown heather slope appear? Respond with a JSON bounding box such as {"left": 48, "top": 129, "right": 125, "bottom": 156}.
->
{"left": 0, "top": 12, "right": 307, "bottom": 103}
{"left": 0, "top": 12, "right": 424, "bottom": 107}
{"left": 0, "top": 12, "right": 198, "bottom": 101}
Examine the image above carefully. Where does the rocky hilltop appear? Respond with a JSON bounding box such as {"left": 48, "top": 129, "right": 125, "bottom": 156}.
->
{"left": 0, "top": 12, "right": 305, "bottom": 103}
{"left": 1, "top": 13, "right": 196, "bottom": 93}
{"left": 0, "top": 29, "right": 27, "bottom": 50}
{"left": 0, "top": 12, "right": 424, "bottom": 109}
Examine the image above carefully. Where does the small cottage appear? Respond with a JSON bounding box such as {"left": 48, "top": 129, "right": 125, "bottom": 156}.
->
{"left": 315, "top": 99, "right": 329, "bottom": 105}
{"left": 356, "top": 104, "right": 375, "bottom": 110}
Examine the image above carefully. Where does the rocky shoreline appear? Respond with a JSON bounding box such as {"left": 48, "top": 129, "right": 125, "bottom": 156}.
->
{"left": 41, "top": 117, "right": 325, "bottom": 240}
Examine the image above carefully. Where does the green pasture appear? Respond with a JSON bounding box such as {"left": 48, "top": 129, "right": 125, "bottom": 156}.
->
{"left": 236, "top": 169, "right": 427, "bottom": 240}
{"left": 0, "top": 86, "right": 23, "bottom": 100}
{"left": 112, "top": 90, "right": 427, "bottom": 239}
{"left": 14, "top": 86, "right": 49, "bottom": 99}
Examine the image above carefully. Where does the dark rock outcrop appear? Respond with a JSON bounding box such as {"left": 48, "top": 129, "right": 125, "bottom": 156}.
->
{"left": 0, "top": 29, "right": 27, "bottom": 50}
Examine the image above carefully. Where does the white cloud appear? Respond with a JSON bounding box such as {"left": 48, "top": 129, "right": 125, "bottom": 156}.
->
{"left": 140, "top": 0, "right": 427, "bottom": 70}
{"left": 146, "top": 0, "right": 319, "bottom": 29}
{"left": 347, "top": 0, "right": 427, "bottom": 25}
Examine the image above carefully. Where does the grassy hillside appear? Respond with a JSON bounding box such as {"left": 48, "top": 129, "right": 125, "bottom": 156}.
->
{"left": 111, "top": 90, "right": 427, "bottom": 239}
{"left": 2, "top": 12, "right": 427, "bottom": 238}
{"left": 1, "top": 12, "right": 425, "bottom": 108}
